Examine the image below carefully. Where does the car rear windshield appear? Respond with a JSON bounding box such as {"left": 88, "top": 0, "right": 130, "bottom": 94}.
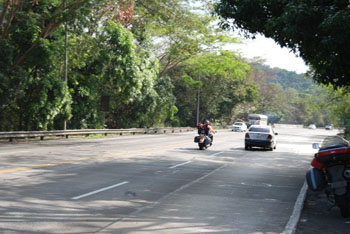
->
{"left": 234, "top": 122, "right": 242, "bottom": 125}
{"left": 249, "top": 127, "right": 270, "bottom": 133}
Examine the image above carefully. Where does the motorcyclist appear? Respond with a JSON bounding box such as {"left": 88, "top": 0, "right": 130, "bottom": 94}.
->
{"left": 203, "top": 120, "right": 215, "bottom": 144}
{"left": 196, "top": 121, "right": 204, "bottom": 134}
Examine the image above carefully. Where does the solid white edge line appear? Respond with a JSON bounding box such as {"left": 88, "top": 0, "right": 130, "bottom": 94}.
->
{"left": 72, "top": 181, "right": 129, "bottom": 200}
{"left": 169, "top": 161, "right": 192, "bottom": 169}
{"left": 212, "top": 151, "right": 224, "bottom": 156}
{"left": 282, "top": 181, "right": 308, "bottom": 234}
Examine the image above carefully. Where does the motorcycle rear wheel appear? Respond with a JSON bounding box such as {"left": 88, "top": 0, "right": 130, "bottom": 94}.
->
{"left": 199, "top": 143, "right": 204, "bottom": 150}
{"left": 335, "top": 190, "right": 350, "bottom": 218}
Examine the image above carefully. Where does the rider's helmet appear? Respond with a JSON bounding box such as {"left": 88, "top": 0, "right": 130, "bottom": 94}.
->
{"left": 205, "top": 120, "right": 210, "bottom": 125}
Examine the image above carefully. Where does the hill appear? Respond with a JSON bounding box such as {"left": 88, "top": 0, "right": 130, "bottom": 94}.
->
{"left": 250, "top": 63, "right": 317, "bottom": 93}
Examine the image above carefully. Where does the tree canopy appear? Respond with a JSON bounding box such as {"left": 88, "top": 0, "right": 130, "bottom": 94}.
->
{"left": 170, "top": 51, "right": 257, "bottom": 126}
{"left": 0, "top": 0, "right": 253, "bottom": 131}
{"left": 214, "top": 0, "right": 350, "bottom": 87}
{"left": 1, "top": 0, "right": 348, "bottom": 132}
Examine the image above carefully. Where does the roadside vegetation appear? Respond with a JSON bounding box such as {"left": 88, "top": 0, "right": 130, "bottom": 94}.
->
{"left": 0, "top": 0, "right": 349, "bottom": 133}
{"left": 214, "top": 0, "right": 350, "bottom": 137}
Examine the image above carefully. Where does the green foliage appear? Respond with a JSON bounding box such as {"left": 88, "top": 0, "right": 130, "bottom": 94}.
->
{"left": 20, "top": 72, "right": 71, "bottom": 130}
{"left": 251, "top": 63, "right": 317, "bottom": 93}
{"left": 65, "top": 21, "right": 167, "bottom": 129}
{"left": 132, "top": 0, "right": 240, "bottom": 79}
{"left": 324, "top": 87, "right": 350, "bottom": 137}
{"left": 0, "top": 1, "right": 171, "bottom": 131}
{"left": 5, "top": 0, "right": 335, "bottom": 132}
{"left": 248, "top": 63, "right": 333, "bottom": 126}
{"left": 0, "top": 0, "right": 78, "bottom": 130}
{"left": 99, "top": 22, "right": 162, "bottom": 128}
{"left": 214, "top": 0, "right": 350, "bottom": 88}
{"left": 171, "top": 51, "right": 257, "bottom": 126}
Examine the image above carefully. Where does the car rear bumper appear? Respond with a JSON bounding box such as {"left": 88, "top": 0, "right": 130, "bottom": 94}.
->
{"left": 232, "top": 128, "right": 243, "bottom": 131}
{"left": 245, "top": 139, "right": 274, "bottom": 148}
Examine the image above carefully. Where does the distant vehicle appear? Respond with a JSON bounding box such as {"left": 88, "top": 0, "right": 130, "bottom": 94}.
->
{"left": 247, "top": 114, "right": 268, "bottom": 128}
{"left": 245, "top": 125, "right": 278, "bottom": 151}
{"left": 308, "top": 124, "right": 316, "bottom": 129}
{"left": 232, "top": 122, "right": 247, "bottom": 132}
{"left": 325, "top": 124, "right": 333, "bottom": 130}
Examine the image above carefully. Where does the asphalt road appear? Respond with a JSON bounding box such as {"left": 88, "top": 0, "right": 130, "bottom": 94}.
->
{"left": 0, "top": 127, "right": 336, "bottom": 233}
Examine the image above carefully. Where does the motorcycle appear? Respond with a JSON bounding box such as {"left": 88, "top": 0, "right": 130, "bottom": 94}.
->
{"left": 194, "top": 127, "right": 212, "bottom": 150}
{"left": 306, "top": 136, "right": 350, "bottom": 217}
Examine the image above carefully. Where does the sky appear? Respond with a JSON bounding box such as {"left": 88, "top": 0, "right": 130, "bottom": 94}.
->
{"left": 229, "top": 35, "right": 309, "bottom": 74}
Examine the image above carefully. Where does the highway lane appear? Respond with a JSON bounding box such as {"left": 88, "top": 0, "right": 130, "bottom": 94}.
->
{"left": 0, "top": 127, "right": 336, "bottom": 233}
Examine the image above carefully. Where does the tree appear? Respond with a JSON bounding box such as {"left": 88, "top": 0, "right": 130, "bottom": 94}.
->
{"left": 0, "top": 0, "right": 256, "bottom": 131}
{"left": 247, "top": 63, "right": 288, "bottom": 122}
{"left": 0, "top": 0, "right": 96, "bottom": 67}
{"left": 0, "top": 0, "right": 88, "bottom": 130}
{"left": 323, "top": 86, "right": 350, "bottom": 137}
{"left": 66, "top": 21, "right": 163, "bottom": 129}
{"left": 99, "top": 22, "right": 166, "bottom": 128}
{"left": 0, "top": 0, "right": 168, "bottom": 130}
{"left": 214, "top": 0, "right": 350, "bottom": 87}
{"left": 130, "top": 0, "right": 239, "bottom": 78}
{"left": 247, "top": 62, "right": 333, "bottom": 126}
{"left": 171, "top": 51, "right": 257, "bottom": 126}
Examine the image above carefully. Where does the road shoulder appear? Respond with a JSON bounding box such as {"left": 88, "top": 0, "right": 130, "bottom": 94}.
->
{"left": 296, "top": 189, "right": 350, "bottom": 234}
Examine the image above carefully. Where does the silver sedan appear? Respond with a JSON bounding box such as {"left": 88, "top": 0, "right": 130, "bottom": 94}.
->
{"left": 245, "top": 125, "right": 278, "bottom": 151}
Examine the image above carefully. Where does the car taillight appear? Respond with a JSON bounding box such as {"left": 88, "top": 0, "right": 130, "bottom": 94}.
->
{"left": 245, "top": 133, "right": 249, "bottom": 138}
{"left": 267, "top": 134, "right": 272, "bottom": 140}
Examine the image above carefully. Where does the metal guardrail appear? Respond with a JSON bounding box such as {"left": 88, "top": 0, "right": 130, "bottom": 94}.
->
{"left": 0, "top": 127, "right": 195, "bottom": 142}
